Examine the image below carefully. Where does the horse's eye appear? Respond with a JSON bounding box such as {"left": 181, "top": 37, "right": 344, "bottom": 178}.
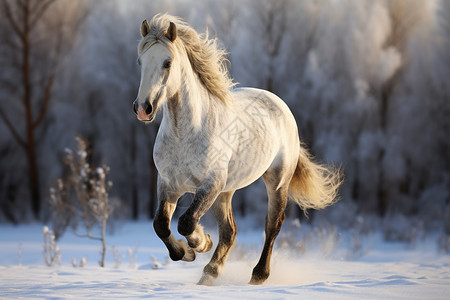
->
{"left": 163, "top": 59, "right": 171, "bottom": 69}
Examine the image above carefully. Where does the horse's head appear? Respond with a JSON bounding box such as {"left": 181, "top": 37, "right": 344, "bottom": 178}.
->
{"left": 133, "top": 20, "right": 179, "bottom": 122}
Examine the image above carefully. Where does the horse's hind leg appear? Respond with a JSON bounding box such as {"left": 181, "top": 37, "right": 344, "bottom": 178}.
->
{"left": 250, "top": 170, "right": 288, "bottom": 285}
{"left": 198, "top": 191, "right": 237, "bottom": 285}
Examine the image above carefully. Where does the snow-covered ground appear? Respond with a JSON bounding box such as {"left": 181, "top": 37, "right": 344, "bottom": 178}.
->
{"left": 0, "top": 220, "right": 449, "bottom": 299}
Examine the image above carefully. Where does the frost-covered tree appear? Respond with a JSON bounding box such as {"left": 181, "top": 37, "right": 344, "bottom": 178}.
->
{"left": 286, "top": 0, "right": 450, "bottom": 222}
{"left": 235, "top": 0, "right": 292, "bottom": 93}
{"left": 227, "top": 0, "right": 450, "bottom": 225}
{"left": 205, "top": 0, "right": 238, "bottom": 75}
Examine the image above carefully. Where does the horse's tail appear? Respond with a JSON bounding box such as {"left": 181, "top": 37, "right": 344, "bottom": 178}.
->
{"left": 288, "top": 144, "right": 343, "bottom": 213}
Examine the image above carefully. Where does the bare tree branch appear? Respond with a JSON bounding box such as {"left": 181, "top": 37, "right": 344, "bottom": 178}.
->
{"left": 29, "top": 0, "right": 55, "bottom": 28}
{"left": 2, "top": 0, "right": 24, "bottom": 38}
{"left": 17, "top": 0, "right": 27, "bottom": 11}
{"left": 73, "top": 231, "right": 102, "bottom": 241}
{"left": 2, "top": 32, "right": 22, "bottom": 51}
{"left": 32, "top": 7, "right": 64, "bottom": 129}
{"left": 0, "top": 108, "right": 27, "bottom": 149}
{"left": 32, "top": 74, "right": 53, "bottom": 129}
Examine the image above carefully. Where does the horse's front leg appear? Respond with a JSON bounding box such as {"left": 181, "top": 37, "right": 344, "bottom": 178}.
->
{"left": 177, "top": 178, "right": 223, "bottom": 253}
{"left": 153, "top": 183, "right": 195, "bottom": 262}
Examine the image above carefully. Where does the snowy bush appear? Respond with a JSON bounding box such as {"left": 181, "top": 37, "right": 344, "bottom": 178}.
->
{"left": 71, "top": 257, "right": 87, "bottom": 268}
{"left": 43, "top": 226, "right": 61, "bottom": 267}
{"left": 382, "top": 214, "right": 424, "bottom": 248}
{"left": 127, "top": 246, "right": 139, "bottom": 269}
{"left": 48, "top": 179, "right": 74, "bottom": 240}
{"left": 48, "top": 136, "right": 118, "bottom": 267}
{"left": 277, "top": 219, "right": 342, "bottom": 259}
{"left": 111, "top": 246, "right": 122, "bottom": 269}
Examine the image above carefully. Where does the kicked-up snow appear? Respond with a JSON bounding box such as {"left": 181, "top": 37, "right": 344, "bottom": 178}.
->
{"left": 0, "top": 221, "right": 449, "bottom": 299}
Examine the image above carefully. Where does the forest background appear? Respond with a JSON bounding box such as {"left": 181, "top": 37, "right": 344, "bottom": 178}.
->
{"left": 0, "top": 0, "right": 449, "bottom": 240}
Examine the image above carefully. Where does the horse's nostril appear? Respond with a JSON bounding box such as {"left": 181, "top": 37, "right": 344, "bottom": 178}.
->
{"left": 145, "top": 104, "right": 153, "bottom": 115}
{"left": 133, "top": 101, "right": 138, "bottom": 114}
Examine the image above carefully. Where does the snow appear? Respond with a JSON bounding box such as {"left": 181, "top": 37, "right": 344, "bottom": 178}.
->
{"left": 0, "top": 221, "right": 449, "bottom": 299}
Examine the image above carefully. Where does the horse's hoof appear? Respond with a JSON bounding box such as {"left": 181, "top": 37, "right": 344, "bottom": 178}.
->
{"left": 181, "top": 246, "right": 196, "bottom": 262}
{"left": 203, "top": 234, "right": 213, "bottom": 252}
{"left": 169, "top": 251, "right": 184, "bottom": 261}
{"left": 168, "top": 241, "right": 186, "bottom": 261}
{"left": 198, "top": 274, "right": 215, "bottom": 286}
{"left": 194, "top": 234, "right": 213, "bottom": 253}
{"left": 249, "top": 272, "right": 269, "bottom": 285}
{"left": 249, "top": 277, "right": 266, "bottom": 285}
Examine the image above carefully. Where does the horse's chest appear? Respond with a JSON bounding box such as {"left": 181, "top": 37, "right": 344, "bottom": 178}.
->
{"left": 153, "top": 134, "right": 207, "bottom": 188}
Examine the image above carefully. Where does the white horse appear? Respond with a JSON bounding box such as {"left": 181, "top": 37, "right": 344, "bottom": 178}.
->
{"left": 133, "top": 14, "right": 342, "bottom": 285}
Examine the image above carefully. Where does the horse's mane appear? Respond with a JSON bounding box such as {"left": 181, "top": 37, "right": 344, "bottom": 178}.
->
{"left": 139, "top": 14, "right": 235, "bottom": 104}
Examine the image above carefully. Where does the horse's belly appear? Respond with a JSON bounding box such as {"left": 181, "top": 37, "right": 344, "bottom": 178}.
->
{"left": 224, "top": 167, "right": 267, "bottom": 191}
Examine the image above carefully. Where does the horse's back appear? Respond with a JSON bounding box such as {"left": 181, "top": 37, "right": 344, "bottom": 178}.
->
{"left": 232, "top": 88, "right": 294, "bottom": 121}
{"left": 231, "top": 87, "right": 299, "bottom": 145}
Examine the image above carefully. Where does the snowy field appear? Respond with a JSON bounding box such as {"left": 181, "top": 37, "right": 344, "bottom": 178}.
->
{"left": 0, "top": 220, "right": 449, "bottom": 299}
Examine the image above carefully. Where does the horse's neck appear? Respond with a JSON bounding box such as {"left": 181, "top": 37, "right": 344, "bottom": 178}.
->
{"left": 162, "top": 66, "right": 216, "bottom": 136}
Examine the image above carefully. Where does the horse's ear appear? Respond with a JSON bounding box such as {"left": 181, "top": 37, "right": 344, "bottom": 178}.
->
{"left": 141, "top": 20, "right": 150, "bottom": 37}
{"left": 165, "top": 22, "right": 177, "bottom": 42}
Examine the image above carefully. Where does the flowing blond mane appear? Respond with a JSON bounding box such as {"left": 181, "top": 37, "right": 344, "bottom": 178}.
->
{"left": 138, "top": 14, "right": 235, "bottom": 104}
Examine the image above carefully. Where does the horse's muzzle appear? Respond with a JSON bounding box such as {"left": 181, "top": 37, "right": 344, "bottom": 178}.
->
{"left": 133, "top": 98, "right": 154, "bottom": 122}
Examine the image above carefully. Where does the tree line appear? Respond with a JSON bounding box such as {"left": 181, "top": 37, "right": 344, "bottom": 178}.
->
{"left": 0, "top": 0, "right": 449, "bottom": 232}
